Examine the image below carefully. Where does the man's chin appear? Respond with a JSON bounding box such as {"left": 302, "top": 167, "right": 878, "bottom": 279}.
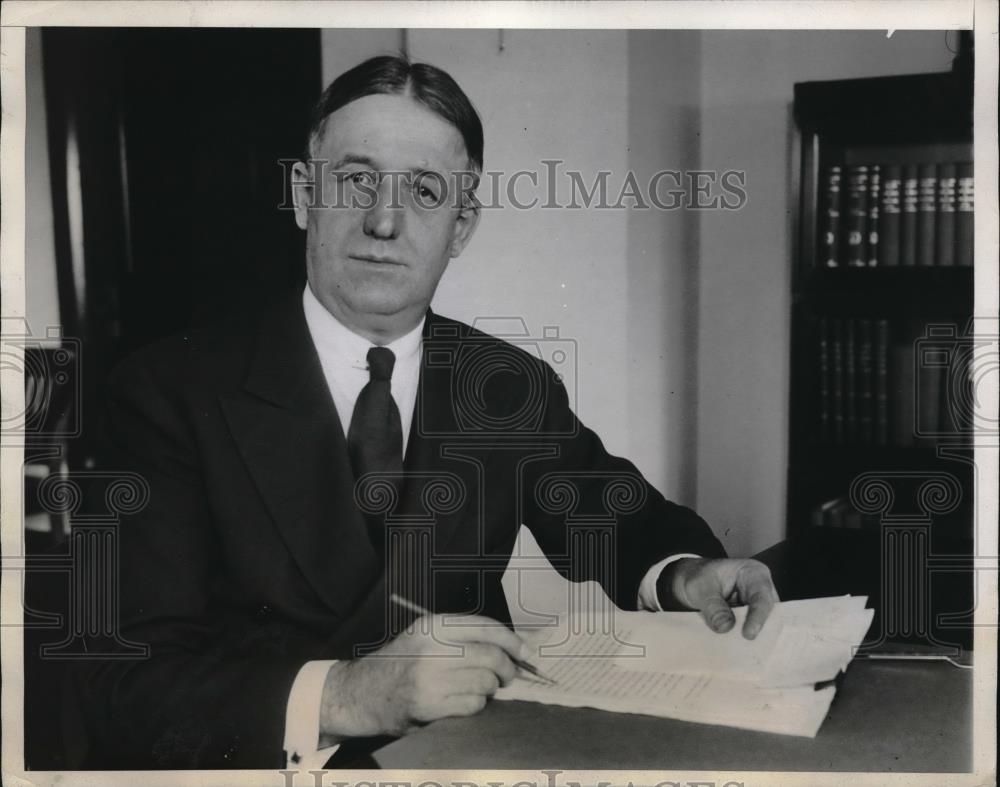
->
{"left": 343, "top": 294, "right": 426, "bottom": 324}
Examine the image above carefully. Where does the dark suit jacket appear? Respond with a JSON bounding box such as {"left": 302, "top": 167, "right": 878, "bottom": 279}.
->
{"left": 78, "top": 292, "right": 725, "bottom": 768}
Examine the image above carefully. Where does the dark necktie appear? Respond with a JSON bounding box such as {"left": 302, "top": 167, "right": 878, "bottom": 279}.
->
{"left": 347, "top": 346, "right": 403, "bottom": 551}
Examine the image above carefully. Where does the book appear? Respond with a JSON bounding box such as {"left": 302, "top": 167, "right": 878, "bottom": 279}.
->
{"left": 844, "top": 319, "right": 857, "bottom": 442}
{"left": 890, "top": 340, "right": 915, "bottom": 447}
{"left": 899, "top": 165, "right": 919, "bottom": 266}
{"left": 498, "top": 598, "right": 874, "bottom": 738}
{"left": 874, "top": 319, "right": 889, "bottom": 445}
{"left": 857, "top": 319, "right": 874, "bottom": 443}
{"left": 818, "top": 166, "right": 842, "bottom": 268}
{"left": 866, "top": 165, "right": 880, "bottom": 266}
{"left": 935, "top": 163, "right": 957, "bottom": 267}
{"left": 916, "top": 163, "right": 937, "bottom": 267}
{"left": 818, "top": 316, "right": 831, "bottom": 442}
{"left": 878, "top": 165, "right": 901, "bottom": 267}
{"left": 831, "top": 318, "right": 845, "bottom": 444}
{"left": 843, "top": 165, "right": 869, "bottom": 267}
{"left": 917, "top": 343, "right": 944, "bottom": 442}
{"left": 955, "top": 162, "right": 974, "bottom": 267}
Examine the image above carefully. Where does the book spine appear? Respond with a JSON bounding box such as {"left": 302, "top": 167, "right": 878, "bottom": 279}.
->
{"left": 878, "top": 165, "right": 901, "bottom": 267}
{"left": 899, "top": 165, "right": 919, "bottom": 266}
{"left": 844, "top": 166, "right": 869, "bottom": 267}
{"left": 818, "top": 316, "right": 830, "bottom": 442}
{"left": 875, "top": 319, "right": 889, "bottom": 446}
{"left": 955, "top": 162, "right": 974, "bottom": 267}
{"left": 818, "top": 166, "right": 842, "bottom": 268}
{"left": 857, "top": 319, "right": 874, "bottom": 444}
{"left": 935, "top": 163, "right": 957, "bottom": 267}
{"left": 832, "top": 318, "right": 845, "bottom": 444}
{"left": 917, "top": 351, "right": 943, "bottom": 444}
{"left": 866, "top": 165, "right": 880, "bottom": 267}
{"left": 845, "top": 319, "right": 857, "bottom": 443}
{"left": 916, "top": 163, "right": 937, "bottom": 267}
{"left": 891, "top": 339, "right": 915, "bottom": 447}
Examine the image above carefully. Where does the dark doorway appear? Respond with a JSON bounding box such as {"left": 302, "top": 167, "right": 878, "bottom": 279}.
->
{"left": 42, "top": 26, "right": 320, "bottom": 467}
{"left": 26, "top": 28, "right": 321, "bottom": 769}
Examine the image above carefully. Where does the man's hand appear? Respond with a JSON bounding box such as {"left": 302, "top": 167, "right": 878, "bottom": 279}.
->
{"left": 658, "top": 558, "right": 779, "bottom": 640}
{"left": 317, "top": 614, "right": 526, "bottom": 743}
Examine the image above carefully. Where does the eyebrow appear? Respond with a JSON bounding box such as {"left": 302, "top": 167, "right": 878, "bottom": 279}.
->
{"left": 331, "top": 153, "right": 379, "bottom": 169}
{"left": 329, "top": 153, "right": 449, "bottom": 177}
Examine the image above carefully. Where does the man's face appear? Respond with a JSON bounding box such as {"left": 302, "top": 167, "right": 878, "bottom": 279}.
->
{"left": 293, "top": 93, "right": 479, "bottom": 340}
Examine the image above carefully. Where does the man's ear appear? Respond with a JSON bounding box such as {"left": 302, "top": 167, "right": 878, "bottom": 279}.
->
{"left": 448, "top": 199, "right": 481, "bottom": 258}
{"left": 290, "top": 160, "right": 314, "bottom": 230}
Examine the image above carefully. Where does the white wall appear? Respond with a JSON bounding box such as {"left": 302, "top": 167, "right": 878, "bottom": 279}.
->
{"left": 695, "top": 30, "right": 954, "bottom": 555}
{"left": 626, "top": 31, "right": 703, "bottom": 506}
{"left": 319, "top": 30, "right": 705, "bottom": 504}
{"left": 25, "top": 27, "right": 61, "bottom": 342}
{"left": 409, "top": 29, "right": 633, "bottom": 458}
{"left": 317, "top": 29, "right": 959, "bottom": 561}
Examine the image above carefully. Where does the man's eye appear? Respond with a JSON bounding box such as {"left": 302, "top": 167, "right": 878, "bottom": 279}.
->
{"left": 348, "top": 170, "right": 377, "bottom": 186}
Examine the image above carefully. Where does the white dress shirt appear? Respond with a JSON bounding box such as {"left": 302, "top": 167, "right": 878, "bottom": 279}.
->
{"left": 283, "top": 283, "right": 697, "bottom": 768}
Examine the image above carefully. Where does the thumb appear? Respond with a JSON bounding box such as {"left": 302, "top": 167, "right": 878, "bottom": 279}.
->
{"left": 699, "top": 593, "right": 736, "bottom": 634}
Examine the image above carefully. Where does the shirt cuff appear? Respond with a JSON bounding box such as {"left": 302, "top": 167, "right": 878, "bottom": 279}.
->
{"left": 284, "top": 659, "right": 340, "bottom": 768}
{"left": 637, "top": 553, "right": 701, "bottom": 611}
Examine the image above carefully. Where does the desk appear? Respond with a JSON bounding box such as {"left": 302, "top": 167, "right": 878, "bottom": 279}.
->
{"left": 375, "top": 535, "right": 973, "bottom": 771}
{"left": 374, "top": 659, "right": 971, "bottom": 771}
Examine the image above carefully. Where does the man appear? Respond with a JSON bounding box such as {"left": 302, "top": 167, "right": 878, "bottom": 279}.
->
{"left": 80, "top": 55, "right": 777, "bottom": 769}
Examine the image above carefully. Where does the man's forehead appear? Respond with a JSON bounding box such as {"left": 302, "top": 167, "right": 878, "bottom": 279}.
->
{"left": 316, "top": 93, "right": 469, "bottom": 170}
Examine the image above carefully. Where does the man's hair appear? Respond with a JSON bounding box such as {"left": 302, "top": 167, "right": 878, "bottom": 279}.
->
{"left": 303, "top": 54, "right": 484, "bottom": 173}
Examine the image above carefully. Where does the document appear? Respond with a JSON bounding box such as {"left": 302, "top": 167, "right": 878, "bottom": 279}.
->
{"left": 495, "top": 596, "right": 873, "bottom": 737}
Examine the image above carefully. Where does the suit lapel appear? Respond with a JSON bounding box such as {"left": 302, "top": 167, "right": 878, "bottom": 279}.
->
{"left": 220, "top": 294, "right": 380, "bottom": 616}
{"left": 400, "top": 313, "right": 494, "bottom": 555}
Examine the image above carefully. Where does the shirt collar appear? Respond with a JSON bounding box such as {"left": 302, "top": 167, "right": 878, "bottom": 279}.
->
{"left": 302, "top": 284, "right": 424, "bottom": 371}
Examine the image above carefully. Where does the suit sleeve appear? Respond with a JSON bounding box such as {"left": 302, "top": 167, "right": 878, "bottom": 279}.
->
{"left": 74, "top": 353, "right": 305, "bottom": 768}
{"left": 520, "top": 366, "right": 726, "bottom": 610}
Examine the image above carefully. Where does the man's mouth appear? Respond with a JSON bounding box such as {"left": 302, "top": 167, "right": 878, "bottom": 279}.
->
{"left": 349, "top": 254, "right": 404, "bottom": 266}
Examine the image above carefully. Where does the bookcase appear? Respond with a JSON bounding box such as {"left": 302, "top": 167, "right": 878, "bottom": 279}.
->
{"left": 787, "top": 61, "right": 975, "bottom": 649}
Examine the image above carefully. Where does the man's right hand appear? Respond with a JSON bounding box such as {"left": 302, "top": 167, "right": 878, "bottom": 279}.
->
{"left": 318, "top": 614, "right": 528, "bottom": 743}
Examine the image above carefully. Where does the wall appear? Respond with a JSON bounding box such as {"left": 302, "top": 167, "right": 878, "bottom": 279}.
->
{"left": 625, "top": 31, "right": 703, "bottom": 506}
{"left": 408, "top": 29, "right": 633, "bottom": 460}
{"left": 318, "top": 29, "right": 956, "bottom": 560}
{"left": 318, "top": 29, "right": 704, "bottom": 505}
{"left": 695, "top": 30, "right": 955, "bottom": 555}
{"left": 25, "top": 27, "right": 61, "bottom": 342}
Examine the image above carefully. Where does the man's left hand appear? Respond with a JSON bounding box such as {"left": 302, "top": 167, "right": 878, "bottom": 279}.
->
{"left": 659, "top": 558, "right": 779, "bottom": 640}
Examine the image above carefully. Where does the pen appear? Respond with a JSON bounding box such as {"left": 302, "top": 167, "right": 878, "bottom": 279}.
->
{"left": 388, "top": 593, "right": 558, "bottom": 686}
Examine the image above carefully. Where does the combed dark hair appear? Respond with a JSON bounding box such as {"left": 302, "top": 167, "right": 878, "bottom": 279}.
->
{"left": 303, "top": 54, "right": 484, "bottom": 172}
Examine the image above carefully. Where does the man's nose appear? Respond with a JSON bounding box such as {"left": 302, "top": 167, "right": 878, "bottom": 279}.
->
{"left": 362, "top": 176, "right": 403, "bottom": 240}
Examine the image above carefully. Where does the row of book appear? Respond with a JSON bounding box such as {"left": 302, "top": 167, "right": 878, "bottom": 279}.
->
{"left": 809, "top": 495, "right": 880, "bottom": 530}
{"left": 818, "top": 162, "right": 974, "bottom": 268}
{"left": 816, "top": 317, "right": 970, "bottom": 446}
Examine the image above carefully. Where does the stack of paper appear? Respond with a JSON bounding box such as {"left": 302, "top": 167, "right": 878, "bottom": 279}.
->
{"left": 495, "top": 596, "right": 873, "bottom": 737}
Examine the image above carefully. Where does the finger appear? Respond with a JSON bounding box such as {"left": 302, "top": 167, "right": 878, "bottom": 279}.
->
{"left": 456, "top": 643, "right": 517, "bottom": 685}
{"left": 411, "top": 692, "right": 487, "bottom": 724}
{"left": 440, "top": 615, "right": 530, "bottom": 661}
{"left": 447, "top": 667, "right": 501, "bottom": 697}
{"left": 444, "top": 694, "right": 489, "bottom": 718}
{"left": 741, "top": 578, "right": 779, "bottom": 640}
{"left": 699, "top": 593, "right": 736, "bottom": 634}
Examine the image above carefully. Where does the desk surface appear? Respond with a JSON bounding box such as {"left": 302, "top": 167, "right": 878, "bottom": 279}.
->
{"left": 374, "top": 659, "right": 971, "bottom": 771}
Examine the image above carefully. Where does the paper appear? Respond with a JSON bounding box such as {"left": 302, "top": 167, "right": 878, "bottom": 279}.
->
{"left": 495, "top": 595, "right": 873, "bottom": 737}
